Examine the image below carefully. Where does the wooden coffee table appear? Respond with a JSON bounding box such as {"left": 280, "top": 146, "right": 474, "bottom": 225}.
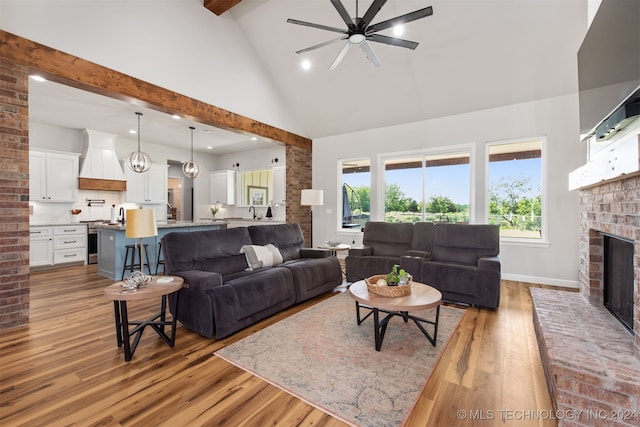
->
{"left": 104, "top": 276, "right": 184, "bottom": 361}
{"left": 348, "top": 280, "right": 442, "bottom": 351}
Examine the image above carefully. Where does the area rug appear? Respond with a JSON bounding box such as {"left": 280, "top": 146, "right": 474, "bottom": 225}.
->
{"left": 215, "top": 291, "right": 465, "bottom": 426}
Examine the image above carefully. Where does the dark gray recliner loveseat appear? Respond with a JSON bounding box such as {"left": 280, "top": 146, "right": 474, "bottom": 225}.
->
{"left": 162, "top": 223, "right": 342, "bottom": 339}
{"left": 345, "top": 221, "right": 501, "bottom": 308}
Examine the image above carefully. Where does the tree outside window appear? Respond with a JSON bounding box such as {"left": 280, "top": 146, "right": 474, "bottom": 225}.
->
{"left": 383, "top": 152, "right": 470, "bottom": 223}
{"left": 488, "top": 139, "right": 543, "bottom": 239}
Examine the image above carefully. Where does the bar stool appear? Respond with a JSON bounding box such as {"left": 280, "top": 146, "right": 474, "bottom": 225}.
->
{"left": 155, "top": 242, "right": 165, "bottom": 275}
{"left": 122, "top": 244, "right": 151, "bottom": 279}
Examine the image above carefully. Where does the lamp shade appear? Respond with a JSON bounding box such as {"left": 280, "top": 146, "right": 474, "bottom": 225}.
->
{"left": 301, "top": 189, "right": 324, "bottom": 206}
{"left": 125, "top": 209, "right": 157, "bottom": 238}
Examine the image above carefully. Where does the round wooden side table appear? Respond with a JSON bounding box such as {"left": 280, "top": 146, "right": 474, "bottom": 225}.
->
{"left": 104, "top": 276, "right": 184, "bottom": 361}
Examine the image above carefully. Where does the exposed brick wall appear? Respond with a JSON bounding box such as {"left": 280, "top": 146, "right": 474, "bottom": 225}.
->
{"left": 578, "top": 173, "right": 640, "bottom": 356}
{"left": 285, "top": 144, "right": 312, "bottom": 245}
{"left": 0, "top": 58, "right": 30, "bottom": 330}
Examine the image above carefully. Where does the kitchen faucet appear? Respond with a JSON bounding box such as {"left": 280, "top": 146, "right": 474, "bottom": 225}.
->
{"left": 249, "top": 205, "right": 257, "bottom": 220}
{"left": 118, "top": 207, "right": 125, "bottom": 224}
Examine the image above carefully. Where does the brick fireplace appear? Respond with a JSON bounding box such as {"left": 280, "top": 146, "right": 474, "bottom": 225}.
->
{"left": 579, "top": 174, "right": 640, "bottom": 357}
{"left": 530, "top": 137, "right": 640, "bottom": 425}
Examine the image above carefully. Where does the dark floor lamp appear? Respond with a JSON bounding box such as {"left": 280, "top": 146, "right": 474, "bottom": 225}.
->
{"left": 301, "top": 189, "right": 323, "bottom": 248}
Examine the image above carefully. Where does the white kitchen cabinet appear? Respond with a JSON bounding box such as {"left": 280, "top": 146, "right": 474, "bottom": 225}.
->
{"left": 29, "top": 227, "right": 53, "bottom": 266}
{"left": 125, "top": 163, "right": 168, "bottom": 204}
{"left": 210, "top": 170, "right": 236, "bottom": 205}
{"left": 53, "top": 225, "right": 87, "bottom": 264}
{"left": 272, "top": 165, "right": 286, "bottom": 205}
{"left": 30, "top": 225, "right": 87, "bottom": 267}
{"left": 29, "top": 150, "right": 79, "bottom": 203}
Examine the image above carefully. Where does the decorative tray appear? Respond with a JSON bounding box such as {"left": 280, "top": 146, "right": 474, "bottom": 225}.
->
{"left": 365, "top": 275, "right": 411, "bottom": 297}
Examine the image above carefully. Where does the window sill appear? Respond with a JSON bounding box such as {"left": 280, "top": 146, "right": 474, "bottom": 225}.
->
{"left": 500, "top": 238, "right": 550, "bottom": 248}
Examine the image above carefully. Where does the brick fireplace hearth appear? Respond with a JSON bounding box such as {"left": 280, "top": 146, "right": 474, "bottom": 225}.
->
{"left": 531, "top": 167, "right": 640, "bottom": 425}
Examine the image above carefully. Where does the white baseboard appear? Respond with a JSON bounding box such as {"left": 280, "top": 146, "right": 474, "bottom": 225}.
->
{"left": 501, "top": 273, "right": 580, "bottom": 289}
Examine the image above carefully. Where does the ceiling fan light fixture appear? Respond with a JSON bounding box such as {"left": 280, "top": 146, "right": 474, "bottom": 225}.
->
{"left": 127, "top": 112, "right": 152, "bottom": 173}
{"left": 349, "top": 33, "right": 366, "bottom": 44}
{"left": 182, "top": 126, "right": 200, "bottom": 179}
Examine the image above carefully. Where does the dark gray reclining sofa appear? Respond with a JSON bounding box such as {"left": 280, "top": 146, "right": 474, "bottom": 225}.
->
{"left": 162, "top": 223, "right": 342, "bottom": 338}
{"left": 345, "top": 221, "right": 501, "bottom": 308}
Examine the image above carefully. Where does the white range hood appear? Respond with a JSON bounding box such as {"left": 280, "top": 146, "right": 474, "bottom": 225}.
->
{"left": 79, "top": 129, "right": 127, "bottom": 191}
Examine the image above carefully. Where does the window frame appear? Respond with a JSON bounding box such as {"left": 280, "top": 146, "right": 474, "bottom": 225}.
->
{"left": 337, "top": 157, "right": 372, "bottom": 233}
{"left": 485, "top": 136, "right": 548, "bottom": 246}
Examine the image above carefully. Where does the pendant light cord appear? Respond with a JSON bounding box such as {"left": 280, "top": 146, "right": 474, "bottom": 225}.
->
{"left": 136, "top": 112, "right": 142, "bottom": 150}
{"left": 189, "top": 126, "right": 195, "bottom": 161}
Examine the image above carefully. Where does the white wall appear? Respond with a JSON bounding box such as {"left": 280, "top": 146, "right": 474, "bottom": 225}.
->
{"left": 314, "top": 94, "right": 585, "bottom": 287}
{"left": 0, "top": 0, "right": 306, "bottom": 137}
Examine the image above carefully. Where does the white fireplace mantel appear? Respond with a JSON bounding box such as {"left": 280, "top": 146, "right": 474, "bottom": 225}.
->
{"left": 569, "top": 128, "right": 640, "bottom": 190}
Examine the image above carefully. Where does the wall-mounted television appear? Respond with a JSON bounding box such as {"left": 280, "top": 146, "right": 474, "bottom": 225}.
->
{"left": 578, "top": 0, "right": 640, "bottom": 141}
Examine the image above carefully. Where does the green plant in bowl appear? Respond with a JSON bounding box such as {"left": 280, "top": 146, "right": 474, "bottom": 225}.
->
{"left": 386, "top": 264, "right": 412, "bottom": 286}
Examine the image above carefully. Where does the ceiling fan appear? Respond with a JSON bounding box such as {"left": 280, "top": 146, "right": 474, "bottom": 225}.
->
{"left": 287, "top": 0, "right": 433, "bottom": 70}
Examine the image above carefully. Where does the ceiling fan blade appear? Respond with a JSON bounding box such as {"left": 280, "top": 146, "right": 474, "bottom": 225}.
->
{"left": 330, "top": 0, "right": 356, "bottom": 30}
{"left": 366, "top": 6, "right": 433, "bottom": 34}
{"left": 367, "top": 33, "right": 419, "bottom": 50}
{"left": 330, "top": 42, "right": 352, "bottom": 70}
{"left": 287, "top": 18, "right": 347, "bottom": 35}
{"left": 359, "top": 41, "right": 381, "bottom": 68}
{"left": 359, "top": 0, "right": 387, "bottom": 29}
{"left": 295, "top": 36, "right": 348, "bottom": 54}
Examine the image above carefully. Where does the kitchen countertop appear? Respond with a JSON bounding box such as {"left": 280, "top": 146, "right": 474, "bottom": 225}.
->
{"left": 95, "top": 220, "right": 229, "bottom": 231}
{"left": 208, "top": 218, "right": 285, "bottom": 223}
{"left": 30, "top": 223, "right": 87, "bottom": 227}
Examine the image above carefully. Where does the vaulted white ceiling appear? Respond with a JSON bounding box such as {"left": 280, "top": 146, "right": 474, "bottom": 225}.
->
{"left": 230, "top": 0, "right": 587, "bottom": 138}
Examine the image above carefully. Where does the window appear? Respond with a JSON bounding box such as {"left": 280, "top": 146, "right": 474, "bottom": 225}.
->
{"left": 487, "top": 139, "right": 543, "bottom": 240}
{"left": 383, "top": 151, "right": 471, "bottom": 223}
{"left": 340, "top": 159, "right": 370, "bottom": 230}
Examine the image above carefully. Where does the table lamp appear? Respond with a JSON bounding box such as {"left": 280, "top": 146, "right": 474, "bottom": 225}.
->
{"left": 301, "top": 189, "right": 323, "bottom": 247}
{"left": 125, "top": 208, "right": 157, "bottom": 278}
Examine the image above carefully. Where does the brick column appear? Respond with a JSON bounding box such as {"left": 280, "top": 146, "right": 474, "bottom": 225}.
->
{"left": 0, "top": 58, "right": 30, "bottom": 330}
{"left": 285, "top": 144, "right": 312, "bottom": 245}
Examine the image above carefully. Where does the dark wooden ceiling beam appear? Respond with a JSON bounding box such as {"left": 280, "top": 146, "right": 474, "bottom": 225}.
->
{"left": 0, "top": 29, "right": 311, "bottom": 151}
{"left": 204, "top": 0, "right": 242, "bottom": 16}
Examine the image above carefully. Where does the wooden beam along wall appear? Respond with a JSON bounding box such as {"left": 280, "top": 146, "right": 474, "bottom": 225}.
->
{"left": 0, "top": 29, "right": 311, "bottom": 152}
{"left": 204, "top": 0, "right": 242, "bottom": 16}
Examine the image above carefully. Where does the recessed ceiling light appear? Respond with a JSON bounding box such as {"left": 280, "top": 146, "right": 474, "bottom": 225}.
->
{"left": 129, "top": 129, "right": 136, "bottom": 134}
{"left": 301, "top": 59, "right": 311, "bottom": 70}
{"left": 30, "top": 75, "right": 46, "bottom": 82}
{"left": 393, "top": 25, "right": 404, "bottom": 37}
{"left": 172, "top": 114, "right": 181, "bottom": 119}
{"left": 207, "top": 146, "right": 213, "bottom": 150}
{"left": 251, "top": 136, "right": 258, "bottom": 141}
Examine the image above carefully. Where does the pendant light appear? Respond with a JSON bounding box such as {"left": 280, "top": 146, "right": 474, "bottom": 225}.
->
{"left": 182, "top": 126, "right": 200, "bottom": 179}
{"left": 127, "top": 112, "right": 152, "bottom": 173}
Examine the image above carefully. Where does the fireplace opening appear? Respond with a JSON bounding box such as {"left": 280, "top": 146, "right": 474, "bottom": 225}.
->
{"left": 603, "top": 233, "right": 634, "bottom": 332}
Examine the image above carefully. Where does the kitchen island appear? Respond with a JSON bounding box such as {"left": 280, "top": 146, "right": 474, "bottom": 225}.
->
{"left": 96, "top": 221, "right": 227, "bottom": 280}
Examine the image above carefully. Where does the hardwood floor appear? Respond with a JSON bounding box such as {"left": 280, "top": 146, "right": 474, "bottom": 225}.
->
{"left": 1, "top": 265, "right": 559, "bottom": 426}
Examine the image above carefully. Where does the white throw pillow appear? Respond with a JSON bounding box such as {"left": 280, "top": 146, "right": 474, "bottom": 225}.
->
{"left": 240, "top": 244, "right": 283, "bottom": 270}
